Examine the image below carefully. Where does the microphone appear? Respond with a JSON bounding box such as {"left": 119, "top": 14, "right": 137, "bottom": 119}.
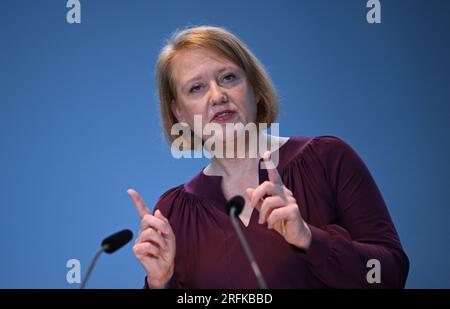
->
{"left": 226, "top": 196, "right": 267, "bottom": 289}
{"left": 80, "top": 229, "right": 133, "bottom": 289}
{"left": 101, "top": 229, "right": 133, "bottom": 253}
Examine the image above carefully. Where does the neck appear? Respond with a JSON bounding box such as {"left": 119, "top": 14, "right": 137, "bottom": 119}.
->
{"left": 204, "top": 133, "right": 287, "bottom": 177}
{"left": 208, "top": 156, "right": 260, "bottom": 178}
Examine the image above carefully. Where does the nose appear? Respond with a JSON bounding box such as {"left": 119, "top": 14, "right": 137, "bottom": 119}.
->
{"left": 209, "top": 81, "right": 227, "bottom": 105}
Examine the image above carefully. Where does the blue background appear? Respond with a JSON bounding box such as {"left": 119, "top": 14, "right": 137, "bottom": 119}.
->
{"left": 1, "top": 0, "right": 449, "bottom": 288}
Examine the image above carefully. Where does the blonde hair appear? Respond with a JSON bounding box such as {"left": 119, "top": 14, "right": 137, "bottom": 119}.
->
{"left": 156, "top": 25, "right": 279, "bottom": 147}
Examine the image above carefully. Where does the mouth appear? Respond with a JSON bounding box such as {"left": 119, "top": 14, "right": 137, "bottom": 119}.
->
{"left": 210, "top": 110, "right": 236, "bottom": 122}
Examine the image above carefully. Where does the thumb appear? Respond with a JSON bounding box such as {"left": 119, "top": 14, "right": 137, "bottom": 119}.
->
{"left": 245, "top": 188, "right": 262, "bottom": 210}
{"left": 154, "top": 209, "right": 172, "bottom": 236}
{"left": 154, "top": 209, "right": 167, "bottom": 221}
{"left": 245, "top": 188, "right": 254, "bottom": 200}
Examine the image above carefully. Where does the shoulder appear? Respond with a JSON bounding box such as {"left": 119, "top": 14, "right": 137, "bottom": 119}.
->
{"left": 276, "top": 135, "right": 363, "bottom": 200}
{"left": 154, "top": 170, "right": 210, "bottom": 218}
{"left": 280, "top": 135, "right": 370, "bottom": 191}
{"left": 280, "top": 135, "right": 353, "bottom": 171}
{"left": 154, "top": 184, "right": 189, "bottom": 218}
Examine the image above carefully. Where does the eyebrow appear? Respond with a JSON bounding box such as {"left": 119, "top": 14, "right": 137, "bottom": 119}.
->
{"left": 183, "top": 67, "right": 236, "bottom": 88}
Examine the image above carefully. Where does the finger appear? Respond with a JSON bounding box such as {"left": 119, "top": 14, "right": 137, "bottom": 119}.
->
{"left": 133, "top": 242, "right": 161, "bottom": 259}
{"left": 154, "top": 210, "right": 176, "bottom": 241}
{"left": 285, "top": 187, "right": 293, "bottom": 196}
{"left": 259, "top": 195, "right": 287, "bottom": 224}
{"left": 138, "top": 227, "right": 168, "bottom": 250}
{"left": 245, "top": 188, "right": 256, "bottom": 207}
{"left": 250, "top": 181, "right": 283, "bottom": 209}
{"left": 262, "top": 151, "right": 283, "bottom": 186}
{"left": 266, "top": 206, "right": 292, "bottom": 229}
{"left": 140, "top": 213, "right": 171, "bottom": 236}
{"left": 128, "top": 188, "right": 150, "bottom": 219}
{"left": 154, "top": 209, "right": 169, "bottom": 224}
{"left": 245, "top": 188, "right": 254, "bottom": 200}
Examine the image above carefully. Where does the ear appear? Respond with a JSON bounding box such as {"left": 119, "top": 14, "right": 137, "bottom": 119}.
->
{"left": 253, "top": 90, "right": 261, "bottom": 105}
{"left": 255, "top": 93, "right": 261, "bottom": 105}
{"left": 170, "top": 99, "right": 185, "bottom": 123}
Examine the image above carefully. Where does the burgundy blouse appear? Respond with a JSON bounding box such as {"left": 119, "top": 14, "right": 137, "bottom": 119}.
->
{"left": 150, "top": 136, "right": 409, "bottom": 288}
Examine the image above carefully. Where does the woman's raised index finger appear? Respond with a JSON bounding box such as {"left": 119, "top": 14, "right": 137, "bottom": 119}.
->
{"left": 127, "top": 188, "right": 150, "bottom": 218}
{"left": 262, "top": 151, "right": 283, "bottom": 185}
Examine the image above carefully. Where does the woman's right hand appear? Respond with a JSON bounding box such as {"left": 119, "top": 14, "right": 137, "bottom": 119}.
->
{"left": 127, "top": 189, "right": 176, "bottom": 289}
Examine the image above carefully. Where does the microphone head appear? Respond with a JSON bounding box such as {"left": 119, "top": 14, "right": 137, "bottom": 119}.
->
{"left": 101, "top": 229, "right": 133, "bottom": 254}
{"left": 226, "top": 195, "right": 245, "bottom": 216}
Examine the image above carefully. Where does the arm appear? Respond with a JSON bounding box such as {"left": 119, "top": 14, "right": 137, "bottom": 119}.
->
{"left": 293, "top": 137, "right": 409, "bottom": 288}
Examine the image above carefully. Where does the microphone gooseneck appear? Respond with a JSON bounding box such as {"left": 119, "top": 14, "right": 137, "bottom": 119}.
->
{"left": 226, "top": 196, "right": 267, "bottom": 289}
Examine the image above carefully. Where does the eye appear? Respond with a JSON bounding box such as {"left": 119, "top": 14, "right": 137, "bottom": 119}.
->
{"left": 189, "top": 84, "right": 203, "bottom": 93}
{"left": 222, "top": 73, "right": 236, "bottom": 83}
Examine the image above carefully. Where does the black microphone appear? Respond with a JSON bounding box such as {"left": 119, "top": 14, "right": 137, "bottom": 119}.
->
{"left": 101, "top": 229, "right": 133, "bottom": 253}
{"left": 80, "top": 229, "right": 133, "bottom": 289}
{"left": 226, "top": 196, "right": 267, "bottom": 289}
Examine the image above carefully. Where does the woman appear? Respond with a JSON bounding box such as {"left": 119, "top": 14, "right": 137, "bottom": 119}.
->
{"left": 128, "top": 26, "right": 409, "bottom": 288}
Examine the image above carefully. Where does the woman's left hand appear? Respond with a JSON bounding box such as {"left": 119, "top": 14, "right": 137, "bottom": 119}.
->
{"left": 246, "top": 152, "right": 312, "bottom": 250}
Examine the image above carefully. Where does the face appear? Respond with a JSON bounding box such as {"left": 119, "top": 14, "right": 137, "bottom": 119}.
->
{"left": 170, "top": 48, "right": 259, "bottom": 141}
